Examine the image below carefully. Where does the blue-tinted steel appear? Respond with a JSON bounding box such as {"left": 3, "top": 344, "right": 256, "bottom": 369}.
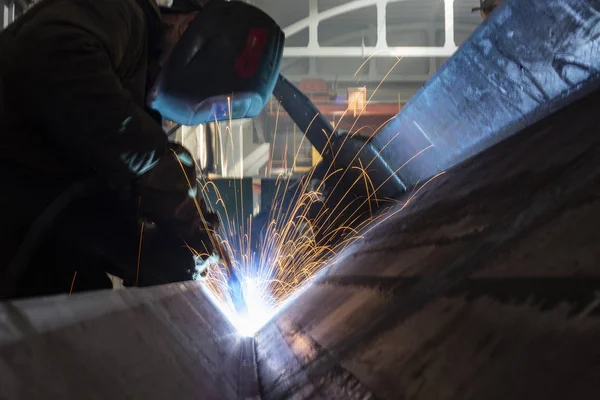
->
{"left": 374, "top": 0, "right": 600, "bottom": 186}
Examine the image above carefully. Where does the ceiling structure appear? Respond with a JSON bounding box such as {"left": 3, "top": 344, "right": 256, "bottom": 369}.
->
{"left": 1, "top": 0, "right": 483, "bottom": 87}
{"left": 250, "top": 0, "right": 482, "bottom": 84}
{"left": 1, "top": 0, "right": 17, "bottom": 28}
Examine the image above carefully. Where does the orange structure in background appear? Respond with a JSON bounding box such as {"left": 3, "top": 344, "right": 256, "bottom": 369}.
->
{"left": 268, "top": 78, "right": 402, "bottom": 138}
{"left": 266, "top": 78, "right": 403, "bottom": 174}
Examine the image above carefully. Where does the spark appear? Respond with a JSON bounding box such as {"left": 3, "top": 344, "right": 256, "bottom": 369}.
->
{"left": 69, "top": 271, "right": 77, "bottom": 296}
{"left": 136, "top": 221, "right": 145, "bottom": 286}
{"left": 193, "top": 146, "right": 432, "bottom": 337}
{"left": 168, "top": 56, "right": 444, "bottom": 337}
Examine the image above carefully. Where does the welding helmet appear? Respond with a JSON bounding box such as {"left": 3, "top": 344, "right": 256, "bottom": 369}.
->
{"left": 157, "top": 0, "right": 208, "bottom": 13}
{"left": 149, "top": 0, "right": 285, "bottom": 126}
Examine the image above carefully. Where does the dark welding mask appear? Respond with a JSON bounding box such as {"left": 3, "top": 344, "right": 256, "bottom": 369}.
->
{"left": 148, "top": 0, "right": 285, "bottom": 126}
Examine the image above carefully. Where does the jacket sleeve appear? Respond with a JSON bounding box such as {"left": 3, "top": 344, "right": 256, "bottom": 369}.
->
{"left": 5, "top": 0, "right": 166, "bottom": 186}
{"left": 4, "top": 0, "right": 208, "bottom": 244}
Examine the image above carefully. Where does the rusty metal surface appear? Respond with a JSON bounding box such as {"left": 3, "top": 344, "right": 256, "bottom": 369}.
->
{"left": 374, "top": 0, "right": 600, "bottom": 186}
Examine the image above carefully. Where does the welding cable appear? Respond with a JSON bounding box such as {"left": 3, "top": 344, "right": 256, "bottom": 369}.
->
{"left": 0, "top": 176, "right": 105, "bottom": 299}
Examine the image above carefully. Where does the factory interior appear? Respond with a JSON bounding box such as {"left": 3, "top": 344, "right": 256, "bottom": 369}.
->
{"left": 1, "top": 0, "right": 600, "bottom": 399}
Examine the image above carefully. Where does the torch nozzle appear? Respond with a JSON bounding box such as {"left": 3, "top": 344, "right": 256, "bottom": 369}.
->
{"left": 214, "top": 241, "right": 248, "bottom": 314}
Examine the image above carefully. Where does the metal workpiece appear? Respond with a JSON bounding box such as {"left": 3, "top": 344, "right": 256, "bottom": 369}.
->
{"left": 374, "top": 0, "right": 600, "bottom": 186}
{"left": 257, "top": 317, "right": 376, "bottom": 400}
{"left": 238, "top": 337, "right": 261, "bottom": 400}
{"left": 0, "top": 283, "right": 253, "bottom": 399}
{"left": 2, "top": 89, "right": 600, "bottom": 400}
{"left": 255, "top": 86, "right": 600, "bottom": 400}
{"left": 3, "top": 1, "right": 600, "bottom": 398}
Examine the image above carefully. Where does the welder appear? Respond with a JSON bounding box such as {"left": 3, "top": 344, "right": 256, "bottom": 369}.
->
{"left": 0, "top": 0, "right": 283, "bottom": 298}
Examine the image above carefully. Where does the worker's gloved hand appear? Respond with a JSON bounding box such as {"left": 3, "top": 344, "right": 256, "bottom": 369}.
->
{"left": 134, "top": 143, "right": 219, "bottom": 259}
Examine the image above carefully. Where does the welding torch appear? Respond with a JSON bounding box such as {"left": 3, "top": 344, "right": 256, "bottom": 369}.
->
{"left": 209, "top": 239, "right": 248, "bottom": 314}
{"left": 200, "top": 209, "right": 247, "bottom": 314}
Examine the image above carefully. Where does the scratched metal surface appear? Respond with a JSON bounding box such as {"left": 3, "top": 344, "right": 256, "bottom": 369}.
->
{"left": 1, "top": 95, "right": 600, "bottom": 400}
{"left": 255, "top": 87, "right": 600, "bottom": 399}
{"left": 374, "top": 0, "right": 600, "bottom": 186}
{"left": 0, "top": 283, "right": 256, "bottom": 400}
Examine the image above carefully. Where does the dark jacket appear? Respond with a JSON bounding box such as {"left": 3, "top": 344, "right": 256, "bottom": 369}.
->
{"left": 0, "top": 0, "right": 207, "bottom": 268}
